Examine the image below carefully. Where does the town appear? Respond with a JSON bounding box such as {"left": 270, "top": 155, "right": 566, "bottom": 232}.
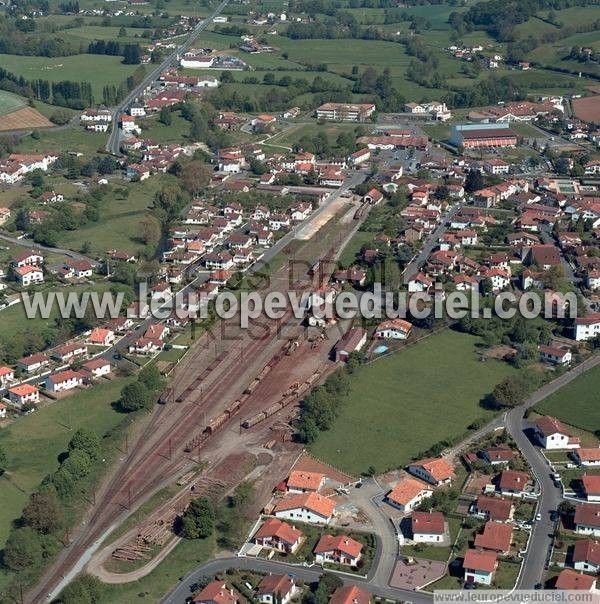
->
{"left": 0, "top": 0, "right": 598, "bottom": 602}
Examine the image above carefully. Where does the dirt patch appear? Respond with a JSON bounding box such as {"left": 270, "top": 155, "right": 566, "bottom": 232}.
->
{"left": 292, "top": 451, "right": 355, "bottom": 484}
{"left": 0, "top": 106, "right": 53, "bottom": 131}
{"left": 483, "top": 344, "right": 516, "bottom": 360}
{"left": 390, "top": 557, "right": 446, "bottom": 590}
{"left": 572, "top": 94, "right": 600, "bottom": 123}
{"left": 462, "top": 472, "right": 491, "bottom": 496}
{"left": 296, "top": 197, "right": 353, "bottom": 240}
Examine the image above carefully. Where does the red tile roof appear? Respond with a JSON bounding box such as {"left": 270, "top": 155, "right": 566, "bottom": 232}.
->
{"left": 287, "top": 470, "right": 325, "bottom": 492}
{"left": 499, "top": 470, "right": 530, "bottom": 492}
{"left": 329, "top": 586, "right": 371, "bottom": 604}
{"left": 253, "top": 518, "right": 302, "bottom": 545}
{"left": 577, "top": 448, "right": 600, "bottom": 463}
{"left": 274, "top": 492, "right": 336, "bottom": 518}
{"left": 555, "top": 569, "right": 596, "bottom": 590}
{"left": 411, "top": 511, "right": 445, "bottom": 535}
{"left": 409, "top": 457, "right": 454, "bottom": 482}
{"left": 534, "top": 415, "right": 571, "bottom": 437}
{"left": 582, "top": 474, "right": 600, "bottom": 496}
{"left": 475, "top": 495, "right": 513, "bottom": 521}
{"left": 256, "top": 575, "right": 294, "bottom": 598}
{"left": 573, "top": 539, "right": 600, "bottom": 567}
{"left": 575, "top": 503, "right": 600, "bottom": 528}
{"left": 388, "top": 477, "right": 432, "bottom": 506}
{"left": 314, "top": 534, "right": 363, "bottom": 558}
{"left": 474, "top": 522, "right": 513, "bottom": 552}
{"left": 194, "top": 581, "right": 238, "bottom": 604}
{"left": 463, "top": 549, "right": 497, "bottom": 573}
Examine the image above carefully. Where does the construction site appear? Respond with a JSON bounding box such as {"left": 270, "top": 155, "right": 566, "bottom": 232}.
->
{"left": 28, "top": 200, "right": 366, "bottom": 602}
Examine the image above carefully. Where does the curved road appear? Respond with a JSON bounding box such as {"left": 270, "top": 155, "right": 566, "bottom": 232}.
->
{"left": 162, "top": 354, "right": 600, "bottom": 603}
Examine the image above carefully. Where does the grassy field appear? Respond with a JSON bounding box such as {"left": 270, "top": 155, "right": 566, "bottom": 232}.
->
{"left": 61, "top": 25, "right": 153, "bottom": 45}
{"left": 535, "top": 366, "right": 600, "bottom": 434}
{"left": 0, "top": 377, "right": 133, "bottom": 548}
{"left": 0, "top": 91, "right": 27, "bottom": 116}
{"left": 338, "top": 231, "right": 373, "bottom": 268}
{"left": 309, "top": 330, "right": 516, "bottom": 474}
{"left": 0, "top": 54, "right": 141, "bottom": 100}
{"left": 56, "top": 177, "right": 167, "bottom": 255}
{"left": 16, "top": 127, "right": 107, "bottom": 156}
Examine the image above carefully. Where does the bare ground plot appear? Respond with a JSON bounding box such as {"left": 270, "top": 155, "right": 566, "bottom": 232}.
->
{"left": 0, "top": 106, "right": 53, "bottom": 131}
{"left": 391, "top": 557, "right": 446, "bottom": 590}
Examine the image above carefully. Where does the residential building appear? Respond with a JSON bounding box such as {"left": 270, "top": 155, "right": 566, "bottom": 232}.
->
{"left": 0, "top": 366, "right": 15, "bottom": 387}
{"left": 17, "top": 352, "right": 49, "bottom": 373}
{"left": 472, "top": 495, "right": 514, "bottom": 522}
{"left": 273, "top": 492, "right": 336, "bottom": 524}
{"left": 313, "top": 534, "right": 363, "bottom": 566}
{"left": 334, "top": 327, "right": 367, "bottom": 362}
{"left": 474, "top": 522, "right": 513, "bottom": 554}
{"left": 572, "top": 539, "right": 600, "bottom": 573}
{"left": 8, "top": 384, "right": 40, "bottom": 407}
{"left": 407, "top": 457, "right": 454, "bottom": 486}
{"left": 316, "top": 103, "right": 376, "bottom": 122}
{"left": 14, "top": 265, "right": 44, "bottom": 286}
{"left": 45, "top": 370, "right": 84, "bottom": 393}
{"left": 555, "top": 569, "right": 597, "bottom": 591}
{"left": 255, "top": 575, "right": 296, "bottom": 604}
{"left": 81, "top": 358, "right": 112, "bottom": 379}
{"left": 539, "top": 344, "right": 572, "bottom": 365}
{"left": 574, "top": 313, "right": 600, "bottom": 341}
{"left": 574, "top": 448, "right": 600, "bottom": 467}
{"left": 498, "top": 470, "right": 531, "bottom": 497}
{"left": 329, "top": 586, "right": 371, "bottom": 604}
{"left": 386, "top": 477, "right": 433, "bottom": 512}
{"left": 374, "top": 319, "right": 413, "bottom": 340}
{"left": 287, "top": 470, "right": 325, "bottom": 494}
{"left": 252, "top": 518, "right": 303, "bottom": 554}
{"left": 86, "top": 328, "right": 115, "bottom": 346}
{"left": 463, "top": 549, "right": 498, "bottom": 585}
{"left": 411, "top": 511, "right": 445, "bottom": 543}
{"left": 533, "top": 415, "right": 580, "bottom": 450}
{"left": 193, "top": 581, "right": 239, "bottom": 604}
{"left": 575, "top": 504, "right": 600, "bottom": 536}
{"left": 582, "top": 474, "right": 600, "bottom": 502}
{"left": 482, "top": 447, "right": 515, "bottom": 466}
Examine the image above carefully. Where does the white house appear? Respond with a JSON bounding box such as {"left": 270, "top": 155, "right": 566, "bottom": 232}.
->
{"left": 572, "top": 539, "right": 600, "bottom": 573}
{"left": 575, "top": 448, "right": 600, "bottom": 467}
{"left": 407, "top": 457, "right": 454, "bottom": 486}
{"left": 0, "top": 366, "right": 15, "bottom": 387}
{"left": 17, "top": 353, "right": 49, "bottom": 373}
{"left": 273, "top": 492, "right": 335, "bottom": 525}
{"left": 255, "top": 575, "right": 297, "bottom": 604}
{"left": 374, "top": 318, "right": 412, "bottom": 340}
{"left": 313, "top": 534, "right": 362, "bottom": 566}
{"left": 8, "top": 384, "right": 40, "bottom": 407}
{"left": 539, "top": 344, "right": 572, "bottom": 365}
{"left": 253, "top": 518, "right": 303, "bottom": 554}
{"left": 533, "top": 415, "right": 580, "bottom": 450}
{"left": 45, "top": 370, "right": 84, "bottom": 393}
{"left": 411, "top": 511, "right": 446, "bottom": 544}
{"left": 575, "top": 504, "right": 600, "bottom": 537}
{"left": 463, "top": 549, "right": 497, "bottom": 585}
{"left": 14, "top": 265, "right": 44, "bottom": 287}
{"left": 81, "top": 358, "right": 112, "bottom": 379}
{"left": 0, "top": 402, "right": 6, "bottom": 419}
{"left": 386, "top": 477, "right": 433, "bottom": 512}
{"left": 574, "top": 313, "right": 600, "bottom": 341}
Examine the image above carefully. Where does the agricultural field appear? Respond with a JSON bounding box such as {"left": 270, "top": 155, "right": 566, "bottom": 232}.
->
{"left": 0, "top": 54, "right": 142, "bottom": 100}
{"left": 0, "top": 91, "right": 27, "bottom": 116}
{"left": 309, "top": 329, "right": 516, "bottom": 474}
{"left": 16, "top": 126, "right": 107, "bottom": 155}
{"left": 535, "top": 366, "right": 600, "bottom": 434}
{"left": 61, "top": 25, "right": 154, "bottom": 45}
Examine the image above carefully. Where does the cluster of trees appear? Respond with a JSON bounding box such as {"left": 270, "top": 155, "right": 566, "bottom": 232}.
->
{"left": 286, "top": 18, "right": 387, "bottom": 41}
{"left": 443, "top": 75, "right": 525, "bottom": 110}
{"left": 88, "top": 40, "right": 142, "bottom": 64}
{"left": 304, "top": 573, "right": 343, "bottom": 604}
{"left": 119, "top": 364, "right": 165, "bottom": 412}
{"left": 489, "top": 373, "right": 540, "bottom": 408}
{"left": 179, "top": 497, "right": 215, "bottom": 539}
{"left": 1, "top": 429, "right": 101, "bottom": 585}
{"left": 295, "top": 126, "right": 366, "bottom": 159}
{"left": 352, "top": 67, "right": 405, "bottom": 112}
{"left": 297, "top": 369, "right": 354, "bottom": 444}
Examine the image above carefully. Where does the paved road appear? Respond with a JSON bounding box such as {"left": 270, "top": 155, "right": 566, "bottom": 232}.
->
{"left": 0, "top": 231, "right": 99, "bottom": 265}
{"left": 402, "top": 202, "right": 462, "bottom": 283}
{"left": 105, "top": 0, "right": 230, "bottom": 154}
{"left": 507, "top": 354, "right": 600, "bottom": 589}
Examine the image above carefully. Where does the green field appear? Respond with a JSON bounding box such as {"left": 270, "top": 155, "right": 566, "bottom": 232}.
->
{"left": 535, "top": 366, "right": 600, "bottom": 434}
{"left": 0, "top": 91, "right": 27, "bottom": 116}
{"left": 309, "top": 330, "right": 516, "bottom": 474}
{"left": 0, "top": 54, "right": 141, "bottom": 100}
{"left": 0, "top": 377, "right": 133, "bottom": 548}
{"left": 62, "top": 25, "right": 153, "bottom": 45}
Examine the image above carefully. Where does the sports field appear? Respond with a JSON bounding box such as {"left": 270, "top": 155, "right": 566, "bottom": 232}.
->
{"left": 535, "top": 366, "right": 600, "bottom": 434}
{"left": 309, "top": 329, "right": 516, "bottom": 474}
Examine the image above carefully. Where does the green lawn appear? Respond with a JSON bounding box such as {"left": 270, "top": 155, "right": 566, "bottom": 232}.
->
{"left": 16, "top": 125, "right": 108, "bottom": 156}
{"left": 0, "top": 54, "right": 141, "bottom": 100}
{"left": 535, "top": 366, "right": 600, "bottom": 434}
{"left": 0, "top": 377, "right": 133, "bottom": 549}
{"left": 338, "top": 231, "right": 373, "bottom": 268}
{"left": 309, "top": 330, "right": 516, "bottom": 474}
{"left": 0, "top": 90, "right": 27, "bottom": 116}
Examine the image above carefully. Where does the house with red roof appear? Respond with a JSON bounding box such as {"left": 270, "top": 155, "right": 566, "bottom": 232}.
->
{"left": 573, "top": 539, "right": 600, "bottom": 573}
{"left": 581, "top": 474, "right": 600, "bottom": 502}
{"left": 81, "top": 358, "right": 111, "bottom": 380}
{"left": 533, "top": 415, "right": 580, "bottom": 450}
{"left": 329, "top": 586, "right": 371, "bottom": 604}
{"left": 14, "top": 265, "right": 44, "bottom": 287}
{"left": 539, "top": 344, "right": 572, "bottom": 365}
{"left": 482, "top": 447, "right": 515, "bottom": 466}
{"left": 287, "top": 470, "right": 325, "bottom": 494}
{"left": 17, "top": 352, "right": 49, "bottom": 373}
{"left": 0, "top": 402, "right": 6, "bottom": 419}
{"left": 574, "top": 448, "right": 600, "bottom": 467}
{"left": 555, "top": 569, "right": 597, "bottom": 591}
{"left": 411, "top": 511, "right": 446, "bottom": 543}
{"left": 313, "top": 534, "right": 363, "bottom": 566}
{"left": 472, "top": 495, "right": 514, "bottom": 522}
{"left": 363, "top": 188, "right": 384, "bottom": 205}
{"left": 8, "top": 383, "right": 39, "bottom": 407}
{"left": 575, "top": 503, "right": 600, "bottom": 537}
{"left": 474, "top": 521, "right": 513, "bottom": 554}
{"left": 252, "top": 518, "right": 303, "bottom": 554}
{"left": 498, "top": 470, "right": 531, "bottom": 498}
{"left": 374, "top": 319, "right": 412, "bottom": 340}
{"left": 193, "top": 581, "right": 240, "bottom": 604}
{"left": 0, "top": 366, "right": 15, "bottom": 387}
{"left": 386, "top": 477, "right": 433, "bottom": 512}
{"left": 86, "top": 328, "right": 115, "bottom": 347}
{"left": 255, "top": 575, "right": 297, "bottom": 604}
{"left": 273, "top": 492, "right": 336, "bottom": 524}
{"left": 463, "top": 549, "right": 498, "bottom": 585}
{"left": 407, "top": 457, "right": 454, "bottom": 486}
{"left": 45, "top": 370, "right": 84, "bottom": 393}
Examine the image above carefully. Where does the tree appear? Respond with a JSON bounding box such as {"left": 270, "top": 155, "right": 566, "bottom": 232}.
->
{"left": 23, "top": 490, "right": 64, "bottom": 534}
{"left": 138, "top": 363, "right": 163, "bottom": 392}
{"left": 56, "top": 574, "right": 104, "bottom": 604}
{"left": 159, "top": 106, "right": 172, "bottom": 125}
{"left": 465, "top": 169, "right": 484, "bottom": 193}
{"left": 180, "top": 497, "right": 215, "bottom": 539}
{"left": 180, "top": 161, "right": 212, "bottom": 196}
{"left": 490, "top": 375, "right": 530, "bottom": 408}
{"left": 0, "top": 445, "right": 8, "bottom": 476}
{"left": 140, "top": 214, "right": 161, "bottom": 246}
{"left": 119, "top": 381, "right": 151, "bottom": 412}
{"left": 68, "top": 428, "right": 100, "bottom": 461}
{"left": 62, "top": 449, "right": 92, "bottom": 479}
{"left": 2, "top": 526, "right": 43, "bottom": 571}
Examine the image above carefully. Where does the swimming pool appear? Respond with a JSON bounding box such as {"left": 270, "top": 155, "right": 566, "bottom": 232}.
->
{"left": 374, "top": 345, "right": 388, "bottom": 354}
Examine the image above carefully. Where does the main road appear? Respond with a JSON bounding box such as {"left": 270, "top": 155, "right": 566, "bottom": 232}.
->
{"left": 105, "top": 0, "right": 230, "bottom": 154}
